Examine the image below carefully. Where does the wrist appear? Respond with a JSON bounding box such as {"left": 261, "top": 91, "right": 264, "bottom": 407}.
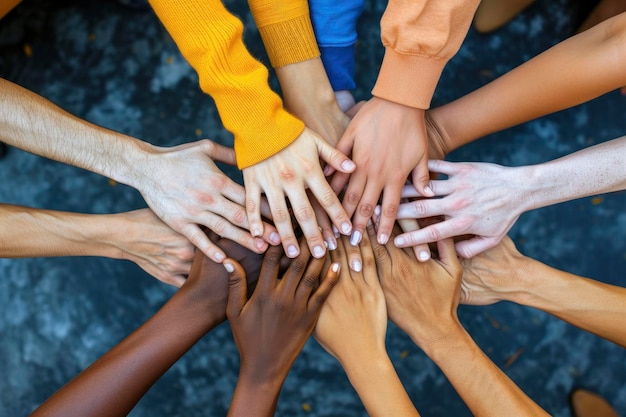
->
{"left": 101, "top": 133, "right": 157, "bottom": 188}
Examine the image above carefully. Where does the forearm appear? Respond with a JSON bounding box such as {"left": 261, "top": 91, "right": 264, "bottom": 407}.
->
{"left": 30, "top": 287, "right": 221, "bottom": 417}
{"left": 340, "top": 351, "right": 420, "bottom": 417}
{"left": 0, "top": 204, "right": 126, "bottom": 259}
{"left": 431, "top": 12, "right": 626, "bottom": 153}
{"left": 519, "top": 136, "right": 626, "bottom": 211}
{"left": 508, "top": 258, "right": 626, "bottom": 348}
{"left": 0, "top": 78, "right": 150, "bottom": 185}
{"left": 417, "top": 326, "right": 549, "bottom": 417}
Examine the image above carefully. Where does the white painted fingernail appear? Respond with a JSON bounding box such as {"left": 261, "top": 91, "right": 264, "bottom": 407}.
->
{"left": 374, "top": 205, "right": 381, "bottom": 216}
{"left": 378, "top": 234, "right": 388, "bottom": 245}
{"left": 419, "top": 251, "right": 430, "bottom": 261}
{"left": 223, "top": 263, "right": 235, "bottom": 273}
{"left": 331, "top": 263, "right": 340, "bottom": 272}
{"left": 350, "top": 231, "right": 362, "bottom": 246}
{"left": 351, "top": 260, "right": 362, "bottom": 272}
{"left": 327, "top": 238, "right": 337, "bottom": 251}
{"left": 424, "top": 186, "right": 434, "bottom": 197}
{"left": 252, "top": 227, "right": 262, "bottom": 237}
{"left": 214, "top": 252, "right": 225, "bottom": 262}
{"left": 269, "top": 232, "right": 280, "bottom": 244}
{"left": 313, "top": 245, "right": 325, "bottom": 258}
{"left": 287, "top": 245, "right": 299, "bottom": 257}
{"left": 395, "top": 237, "right": 405, "bottom": 246}
{"left": 341, "top": 222, "right": 352, "bottom": 235}
{"left": 332, "top": 224, "right": 340, "bottom": 238}
{"left": 341, "top": 160, "right": 356, "bottom": 171}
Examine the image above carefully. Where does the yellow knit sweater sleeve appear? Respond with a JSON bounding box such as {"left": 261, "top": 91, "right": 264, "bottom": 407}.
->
{"left": 248, "top": 0, "right": 320, "bottom": 68}
{"left": 149, "top": 0, "right": 304, "bottom": 168}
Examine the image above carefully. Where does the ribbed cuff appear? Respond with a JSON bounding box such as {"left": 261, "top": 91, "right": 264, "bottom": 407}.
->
{"left": 257, "top": 14, "right": 320, "bottom": 68}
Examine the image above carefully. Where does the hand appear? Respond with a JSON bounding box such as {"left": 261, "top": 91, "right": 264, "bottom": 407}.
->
{"left": 395, "top": 160, "right": 529, "bottom": 258}
{"left": 332, "top": 97, "right": 433, "bottom": 254}
{"left": 314, "top": 232, "right": 387, "bottom": 363}
{"left": 110, "top": 209, "right": 195, "bottom": 287}
{"left": 368, "top": 224, "right": 463, "bottom": 347}
{"left": 132, "top": 139, "right": 278, "bottom": 264}
{"left": 459, "top": 236, "right": 529, "bottom": 306}
{"left": 182, "top": 231, "right": 264, "bottom": 323}
{"left": 242, "top": 129, "right": 355, "bottom": 259}
{"left": 226, "top": 244, "right": 340, "bottom": 384}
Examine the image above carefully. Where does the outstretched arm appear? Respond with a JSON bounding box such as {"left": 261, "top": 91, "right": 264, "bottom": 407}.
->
{"left": 369, "top": 224, "right": 549, "bottom": 416}
{"left": 314, "top": 232, "right": 420, "bottom": 417}
{"left": 29, "top": 237, "right": 263, "bottom": 417}
{"left": 395, "top": 135, "right": 626, "bottom": 258}
{"left": 460, "top": 236, "right": 626, "bottom": 348}
{"left": 226, "top": 244, "right": 339, "bottom": 417}
{"left": 0, "top": 78, "right": 277, "bottom": 263}
{"left": 0, "top": 204, "right": 194, "bottom": 287}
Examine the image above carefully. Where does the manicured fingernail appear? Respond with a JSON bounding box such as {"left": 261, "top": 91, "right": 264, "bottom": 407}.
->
{"left": 331, "top": 263, "right": 340, "bottom": 272}
{"left": 214, "top": 252, "right": 225, "bottom": 262}
{"left": 287, "top": 245, "right": 299, "bottom": 257}
{"left": 374, "top": 205, "right": 381, "bottom": 216}
{"left": 350, "top": 230, "right": 362, "bottom": 246}
{"left": 341, "top": 160, "right": 356, "bottom": 171}
{"left": 351, "top": 259, "right": 362, "bottom": 272}
{"left": 424, "top": 186, "right": 434, "bottom": 197}
{"left": 378, "top": 233, "right": 388, "bottom": 245}
{"left": 395, "top": 236, "right": 405, "bottom": 246}
{"left": 327, "top": 238, "right": 337, "bottom": 251}
{"left": 419, "top": 251, "right": 430, "bottom": 261}
{"left": 341, "top": 222, "right": 352, "bottom": 235}
{"left": 252, "top": 227, "right": 262, "bottom": 237}
{"left": 269, "top": 232, "right": 280, "bottom": 245}
{"left": 223, "top": 262, "right": 235, "bottom": 273}
{"left": 255, "top": 238, "right": 266, "bottom": 251}
{"left": 313, "top": 245, "right": 325, "bottom": 258}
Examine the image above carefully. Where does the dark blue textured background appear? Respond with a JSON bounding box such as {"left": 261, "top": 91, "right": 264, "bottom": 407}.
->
{"left": 1, "top": 0, "right": 625, "bottom": 415}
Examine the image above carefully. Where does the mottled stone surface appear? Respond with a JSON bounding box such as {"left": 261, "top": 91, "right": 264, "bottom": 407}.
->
{"left": 0, "top": 0, "right": 625, "bottom": 416}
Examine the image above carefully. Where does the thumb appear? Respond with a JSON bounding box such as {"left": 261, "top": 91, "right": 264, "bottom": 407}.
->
{"left": 225, "top": 259, "right": 248, "bottom": 320}
{"left": 316, "top": 135, "right": 356, "bottom": 174}
{"left": 205, "top": 140, "right": 237, "bottom": 166}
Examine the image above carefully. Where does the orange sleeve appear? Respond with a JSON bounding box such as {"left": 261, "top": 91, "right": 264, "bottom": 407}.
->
{"left": 372, "top": 0, "right": 480, "bottom": 109}
{"left": 248, "top": 0, "right": 320, "bottom": 68}
{"left": 0, "top": 0, "right": 22, "bottom": 19}
{"left": 149, "top": 0, "right": 304, "bottom": 168}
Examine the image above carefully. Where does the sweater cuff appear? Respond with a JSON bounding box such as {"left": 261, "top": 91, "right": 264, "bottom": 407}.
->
{"left": 257, "top": 14, "right": 320, "bottom": 68}
{"left": 234, "top": 111, "right": 305, "bottom": 169}
{"left": 371, "top": 48, "right": 448, "bottom": 110}
{"left": 320, "top": 45, "right": 356, "bottom": 91}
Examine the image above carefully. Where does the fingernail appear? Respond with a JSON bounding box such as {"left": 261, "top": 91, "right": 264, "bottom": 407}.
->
{"left": 332, "top": 224, "right": 340, "bottom": 238}
{"left": 313, "top": 245, "right": 325, "bottom": 258}
{"left": 214, "top": 252, "right": 225, "bottom": 262}
{"left": 351, "top": 259, "right": 362, "bottom": 272}
{"left": 323, "top": 165, "right": 331, "bottom": 176}
{"left": 374, "top": 205, "right": 381, "bottom": 216}
{"left": 223, "top": 263, "right": 235, "bottom": 273}
{"left": 331, "top": 263, "right": 340, "bottom": 272}
{"left": 327, "top": 238, "right": 337, "bottom": 251}
{"left": 395, "top": 236, "right": 405, "bottom": 246}
{"left": 350, "top": 230, "right": 362, "bottom": 246}
{"left": 341, "top": 222, "right": 352, "bottom": 235}
{"left": 419, "top": 251, "right": 430, "bottom": 261}
{"left": 255, "top": 238, "right": 266, "bottom": 251}
{"left": 287, "top": 245, "right": 299, "bottom": 257}
{"left": 252, "top": 227, "right": 262, "bottom": 237}
{"left": 424, "top": 186, "right": 434, "bottom": 197}
{"left": 341, "top": 160, "right": 356, "bottom": 171}
{"left": 269, "top": 232, "right": 280, "bottom": 245}
{"left": 378, "top": 233, "right": 388, "bottom": 245}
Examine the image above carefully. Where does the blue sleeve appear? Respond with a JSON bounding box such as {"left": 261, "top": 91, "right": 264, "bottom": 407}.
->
{"left": 309, "top": 0, "right": 364, "bottom": 91}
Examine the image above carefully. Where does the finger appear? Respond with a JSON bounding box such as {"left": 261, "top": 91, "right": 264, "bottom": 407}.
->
{"left": 334, "top": 131, "right": 356, "bottom": 163}
{"left": 341, "top": 233, "right": 363, "bottom": 273}
{"left": 225, "top": 259, "right": 247, "bottom": 320}
{"left": 395, "top": 216, "right": 472, "bottom": 249}
{"left": 308, "top": 261, "right": 340, "bottom": 312}
{"left": 350, "top": 182, "right": 383, "bottom": 246}
{"left": 395, "top": 218, "right": 431, "bottom": 262}
{"left": 427, "top": 159, "right": 465, "bottom": 176}
{"left": 401, "top": 180, "right": 451, "bottom": 199}
{"left": 287, "top": 188, "right": 327, "bottom": 259}
{"left": 295, "top": 255, "right": 326, "bottom": 300}
{"left": 310, "top": 195, "right": 337, "bottom": 251}
{"left": 396, "top": 198, "right": 448, "bottom": 220}
{"left": 411, "top": 155, "right": 435, "bottom": 198}
{"left": 316, "top": 135, "right": 356, "bottom": 174}
{"left": 345, "top": 100, "right": 366, "bottom": 118}
{"left": 341, "top": 169, "right": 367, "bottom": 224}
{"left": 366, "top": 222, "right": 391, "bottom": 280}
{"left": 243, "top": 178, "right": 264, "bottom": 239}
{"left": 257, "top": 245, "right": 283, "bottom": 294}
{"left": 307, "top": 178, "right": 352, "bottom": 242}
{"left": 455, "top": 236, "right": 499, "bottom": 259}
{"left": 436, "top": 237, "right": 462, "bottom": 279}
{"left": 358, "top": 227, "right": 378, "bottom": 286}
{"left": 205, "top": 140, "right": 237, "bottom": 166}
{"left": 375, "top": 182, "right": 404, "bottom": 245}
{"left": 281, "top": 243, "right": 312, "bottom": 295}
{"left": 260, "top": 221, "right": 281, "bottom": 246}
{"left": 265, "top": 189, "right": 300, "bottom": 258}
{"left": 329, "top": 171, "right": 350, "bottom": 197}
{"left": 179, "top": 223, "right": 226, "bottom": 263}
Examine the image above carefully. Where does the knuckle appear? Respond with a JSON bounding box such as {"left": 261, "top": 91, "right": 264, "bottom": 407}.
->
{"left": 279, "top": 168, "right": 297, "bottom": 182}
{"left": 358, "top": 203, "right": 374, "bottom": 217}
{"left": 290, "top": 259, "right": 306, "bottom": 274}
{"left": 373, "top": 245, "right": 389, "bottom": 263}
{"left": 211, "top": 218, "right": 228, "bottom": 235}
{"left": 451, "top": 198, "right": 469, "bottom": 211}
{"left": 294, "top": 205, "right": 314, "bottom": 223}
{"left": 272, "top": 207, "right": 291, "bottom": 224}
{"left": 412, "top": 200, "right": 427, "bottom": 216}
{"left": 318, "top": 189, "right": 338, "bottom": 208}
{"left": 195, "top": 192, "right": 216, "bottom": 206}
{"left": 426, "top": 227, "right": 442, "bottom": 242}
{"left": 246, "top": 199, "right": 258, "bottom": 214}
{"left": 346, "top": 191, "right": 361, "bottom": 206}
{"left": 302, "top": 273, "right": 318, "bottom": 289}
{"left": 383, "top": 204, "right": 398, "bottom": 218}
{"left": 209, "top": 175, "right": 227, "bottom": 191}
{"left": 231, "top": 207, "right": 247, "bottom": 225}
{"left": 263, "top": 247, "right": 282, "bottom": 266}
